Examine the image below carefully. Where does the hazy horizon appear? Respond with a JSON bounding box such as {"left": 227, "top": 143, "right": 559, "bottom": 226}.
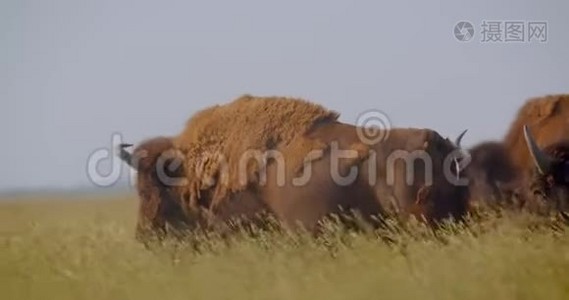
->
{"left": 2, "top": 0, "right": 568, "bottom": 192}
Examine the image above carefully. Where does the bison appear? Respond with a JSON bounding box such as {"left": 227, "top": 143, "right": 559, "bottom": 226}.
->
{"left": 118, "top": 95, "right": 472, "bottom": 240}
{"left": 466, "top": 94, "right": 569, "bottom": 212}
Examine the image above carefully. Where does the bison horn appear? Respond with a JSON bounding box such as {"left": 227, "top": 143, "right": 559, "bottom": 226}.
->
{"left": 450, "top": 129, "right": 470, "bottom": 176}
{"left": 118, "top": 143, "right": 136, "bottom": 169}
{"left": 455, "top": 129, "right": 468, "bottom": 148}
{"left": 523, "top": 125, "right": 553, "bottom": 175}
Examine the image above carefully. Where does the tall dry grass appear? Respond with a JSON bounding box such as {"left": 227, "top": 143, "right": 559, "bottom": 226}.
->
{"left": 2, "top": 194, "right": 569, "bottom": 300}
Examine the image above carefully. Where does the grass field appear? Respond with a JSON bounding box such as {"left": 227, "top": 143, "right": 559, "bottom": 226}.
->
{"left": 2, "top": 194, "right": 569, "bottom": 300}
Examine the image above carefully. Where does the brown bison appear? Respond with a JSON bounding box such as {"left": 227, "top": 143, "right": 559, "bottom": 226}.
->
{"left": 119, "top": 95, "right": 471, "bottom": 240}
{"left": 466, "top": 94, "right": 569, "bottom": 212}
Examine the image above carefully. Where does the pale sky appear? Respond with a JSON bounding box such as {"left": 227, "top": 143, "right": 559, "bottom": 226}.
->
{"left": 2, "top": 0, "right": 568, "bottom": 193}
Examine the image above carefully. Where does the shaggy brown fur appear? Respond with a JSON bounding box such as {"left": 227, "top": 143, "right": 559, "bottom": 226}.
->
{"left": 503, "top": 94, "right": 569, "bottom": 179}
{"left": 172, "top": 94, "right": 369, "bottom": 212}
{"left": 121, "top": 136, "right": 275, "bottom": 243}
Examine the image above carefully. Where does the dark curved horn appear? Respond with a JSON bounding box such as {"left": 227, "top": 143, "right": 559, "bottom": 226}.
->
{"left": 117, "top": 143, "right": 136, "bottom": 169}
{"left": 455, "top": 129, "right": 468, "bottom": 148}
{"left": 453, "top": 129, "right": 471, "bottom": 174}
{"left": 523, "top": 125, "right": 553, "bottom": 174}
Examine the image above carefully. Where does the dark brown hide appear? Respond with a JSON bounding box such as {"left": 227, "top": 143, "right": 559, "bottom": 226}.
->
{"left": 256, "top": 122, "right": 469, "bottom": 232}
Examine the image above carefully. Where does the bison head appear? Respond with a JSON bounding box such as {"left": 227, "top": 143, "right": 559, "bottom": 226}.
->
{"left": 451, "top": 129, "right": 471, "bottom": 178}
{"left": 523, "top": 125, "right": 569, "bottom": 219}
{"left": 414, "top": 129, "right": 471, "bottom": 224}
{"left": 118, "top": 137, "right": 199, "bottom": 243}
